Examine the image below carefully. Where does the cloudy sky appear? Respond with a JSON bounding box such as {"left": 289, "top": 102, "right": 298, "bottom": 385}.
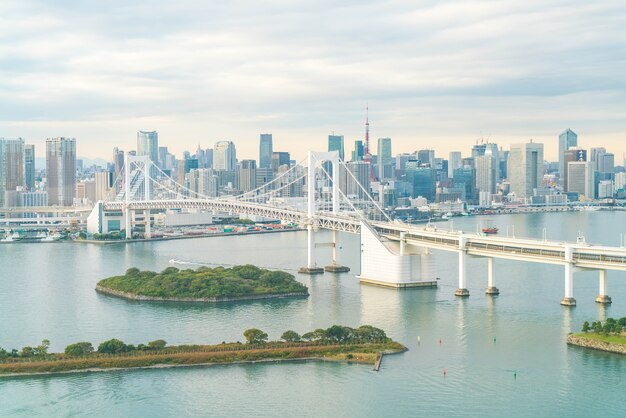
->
{"left": 1, "top": 0, "right": 625, "bottom": 162}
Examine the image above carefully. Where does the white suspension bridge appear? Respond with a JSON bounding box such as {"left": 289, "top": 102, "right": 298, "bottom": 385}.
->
{"left": 85, "top": 151, "right": 626, "bottom": 306}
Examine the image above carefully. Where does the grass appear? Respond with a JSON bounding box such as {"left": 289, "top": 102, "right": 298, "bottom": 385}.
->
{"left": 0, "top": 341, "right": 406, "bottom": 376}
{"left": 573, "top": 332, "right": 626, "bottom": 345}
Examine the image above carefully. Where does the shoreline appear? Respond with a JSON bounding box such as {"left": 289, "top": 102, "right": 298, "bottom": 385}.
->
{"left": 566, "top": 334, "right": 626, "bottom": 355}
{"left": 95, "top": 285, "right": 309, "bottom": 303}
{"left": 76, "top": 228, "right": 304, "bottom": 245}
{"left": 0, "top": 344, "right": 407, "bottom": 379}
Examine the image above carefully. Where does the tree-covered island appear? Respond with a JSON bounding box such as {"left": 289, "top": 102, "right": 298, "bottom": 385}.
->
{"left": 0, "top": 325, "right": 407, "bottom": 377}
{"left": 96, "top": 265, "right": 309, "bottom": 302}
{"left": 567, "top": 317, "right": 626, "bottom": 355}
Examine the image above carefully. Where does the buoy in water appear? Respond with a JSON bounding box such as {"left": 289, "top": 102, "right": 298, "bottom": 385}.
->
{"left": 417, "top": 336, "right": 421, "bottom": 345}
{"left": 443, "top": 368, "right": 446, "bottom": 377}
{"left": 493, "top": 336, "right": 496, "bottom": 343}
{"left": 514, "top": 370, "right": 517, "bottom": 379}
{"left": 439, "top": 338, "right": 442, "bottom": 345}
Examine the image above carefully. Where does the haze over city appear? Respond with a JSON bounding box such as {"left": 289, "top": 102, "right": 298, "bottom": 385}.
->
{"left": 2, "top": 0, "right": 625, "bottom": 161}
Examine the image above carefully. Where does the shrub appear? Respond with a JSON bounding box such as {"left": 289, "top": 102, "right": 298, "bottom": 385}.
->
{"left": 65, "top": 342, "right": 94, "bottom": 356}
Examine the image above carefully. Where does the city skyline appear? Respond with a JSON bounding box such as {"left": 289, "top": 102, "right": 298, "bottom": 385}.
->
{"left": 1, "top": 1, "right": 625, "bottom": 161}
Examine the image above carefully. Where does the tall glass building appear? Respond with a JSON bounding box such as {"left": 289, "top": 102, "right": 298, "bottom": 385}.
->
{"left": 351, "top": 140, "right": 364, "bottom": 162}
{"left": 24, "top": 144, "right": 35, "bottom": 192}
{"left": 259, "top": 134, "right": 273, "bottom": 169}
{"left": 0, "top": 138, "right": 25, "bottom": 207}
{"left": 377, "top": 138, "right": 392, "bottom": 180}
{"left": 137, "top": 131, "right": 158, "bottom": 164}
{"left": 214, "top": 141, "right": 237, "bottom": 171}
{"left": 558, "top": 129, "right": 577, "bottom": 179}
{"left": 46, "top": 137, "right": 76, "bottom": 206}
{"left": 328, "top": 135, "right": 345, "bottom": 160}
{"left": 509, "top": 141, "right": 544, "bottom": 200}
{"left": 405, "top": 164, "right": 435, "bottom": 201}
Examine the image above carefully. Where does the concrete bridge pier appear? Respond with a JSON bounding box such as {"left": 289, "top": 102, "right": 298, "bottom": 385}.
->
{"left": 299, "top": 224, "right": 323, "bottom": 274}
{"left": 124, "top": 207, "right": 132, "bottom": 240}
{"left": 485, "top": 257, "right": 499, "bottom": 295}
{"left": 144, "top": 209, "right": 151, "bottom": 239}
{"left": 560, "top": 246, "right": 576, "bottom": 306}
{"left": 455, "top": 236, "right": 469, "bottom": 297}
{"left": 595, "top": 270, "right": 612, "bottom": 304}
{"left": 324, "top": 230, "right": 350, "bottom": 273}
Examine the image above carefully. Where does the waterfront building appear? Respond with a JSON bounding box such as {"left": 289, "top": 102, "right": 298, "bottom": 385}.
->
{"left": 328, "top": 135, "right": 345, "bottom": 160}
{"left": 46, "top": 137, "right": 76, "bottom": 206}
{"left": 259, "top": 134, "right": 273, "bottom": 169}
{"left": 377, "top": 138, "right": 393, "bottom": 180}
{"left": 0, "top": 138, "right": 25, "bottom": 207}
{"left": 597, "top": 180, "right": 613, "bottom": 199}
{"left": 508, "top": 141, "right": 544, "bottom": 200}
{"left": 448, "top": 151, "right": 462, "bottom": 179}
{"left": 615, "top": 172, "right": 626, "bottom": 192}
{"left": 214, "top": 141, "right": 237, "bottom": 171}
{"left": 453, "top": 167, "right": 476, "bottom": 203}
{"left": 24, "top": 144, "right": 35, "bottom": 191}
{"left": 95, "top": 171, "right": 112, "bottom": 201}
{"left": 558, "top": 129, "right": 578, "bottom": 179}
{"left": 405, "top": 164, "right": 435, "bottom": 201}
{"left": 20, "top": 191, "right": 48, "bottom": 207}
{"left": 351, "top": 140, "right": 364, "bottom": 162}
{"left": 239, "top": 160, "right": 257, "bottom": 192}
{"left": 567, "top": 161, "right": 594, "bottom": 200}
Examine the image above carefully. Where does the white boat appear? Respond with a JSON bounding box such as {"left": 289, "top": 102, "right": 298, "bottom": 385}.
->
{"left": 578, "top": 205, "right": 600, "bottom": 212}
{"left": 41, "top": 234, "right": 61, "bottom": 242}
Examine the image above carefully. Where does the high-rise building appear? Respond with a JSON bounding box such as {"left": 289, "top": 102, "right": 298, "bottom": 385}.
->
{"left": 562, "top": 148, "right": 587, "bottom": 191}
{"left": 448, "top": 152, "right": 462, "bottom": 179}
{"left": 475, "top": 154, "right": 497, "bottom": 195}
{"left": 328, "top": 135, "right": 345, "bottom": 160}
{"left": 417, "top": 149, "right": 435, "bottom": 166}
{"left": 567, "top": 161, "right": 594, "bottom": 200}
{"left": 213, "top": 141, "right": 237, "bottom": 170}
{"left": 271, "top": 152, "right": 290, "bottom": 171}
{"left": 377, "top": 138, "right": 392, "bottom": 180}
{"left": 137, "top": 131, "right": 158, "bottom": 167}
{"left": 453, "top": 167, "right": 476, "bottom": 203}
{"left": 558, "top": 129, "right": 578, "bottom": 179}
{"left": 508, "top": 141, "right": 544, "bottom": 200}
{"left": 0, "top": 138, "right": 25, "bottom": 207}
{"left": 405, "top": 163, "right": 436, "bottom": 201}
{"left": 344, "top": 161, "right": 371, "bottom": 199}
{"left": 24, "top": 144, "right": 35, "bottom": 192}
{"left": 239, "top": 160, "right": 257, "bottom": 192}
{"left": 259, "top": 134, "right": 273, "bottom": 169}
{"left": 46, "top": 137, "right": 76, "bottom": 206}
{"left": 113, "top": 148, "right": 125, "bottom": 178}
{"left": 95, "top": 171, "right": 113, "bottom": 201}
{"left": 351, "top": 140, "right": 364, "bottom": 162}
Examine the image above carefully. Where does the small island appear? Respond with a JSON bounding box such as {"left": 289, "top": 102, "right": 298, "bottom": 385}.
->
{"left": 96, "top": 265, "right": 309, "bottom": 303}
{"left": 0, "top": 325, "right": 407, "bottom": 377}
{"left": 567, "top": 317, "right": 626, "bottom": 355}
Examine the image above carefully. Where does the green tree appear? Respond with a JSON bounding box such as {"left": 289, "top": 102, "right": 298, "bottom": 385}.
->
{"left": 243, "top": 328, "right": 268, "bottom": 344}
{"left": 35, "top": 339, "right": 50, "bottom": 356}
{"left": 356, "top": 325, "right": 387, "bottom": 342}
{"left": 65, "top": 342, "right": 94, "bottom": 356}
{"left": 614, "top": 324, "right": 623, "bottom": 335}
{"left": 148, "top": 340, "right": 167, "bottom": 350}
{"left": 98, "top": 339, "right": 128, "bottom": 354}
{"left": 281, "top": 330, "right": 301, "bottom": 342}
{"left": 582, "top": 321, "right": 590, "bottom": 333}
{"left": 20, "top": 346, "right": 35, "bottom": 357}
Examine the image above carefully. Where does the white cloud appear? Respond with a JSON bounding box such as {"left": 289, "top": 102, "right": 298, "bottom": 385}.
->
{"left": 0, "top": 0, "right": 625, "bottom": 161}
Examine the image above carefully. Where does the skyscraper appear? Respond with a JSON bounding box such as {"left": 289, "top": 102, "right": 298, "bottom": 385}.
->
{"left": 328, "top": 135, "right": 345, "bottom": 160}
{"left": 271, "top": 152, "right": 290, "bottom": 171}
{"left": 0, "top": 138, "right": 25, "bottom": 207}
{"left": 351, "top": 140, "right": 364, "bottom": 162}
{"left": 259, "top": 134, "right": 273, "bottom": 169}
{"left": 567, "top": 161, "right": 594, "bottom": 199}
{"left": 24, "top": 144, "right": 35, "bottom": 192}
{"left": 377, "top": 138, "right": 392, "bottom": 180}
{"left": 46, "top": 137, "right": 76, "bottom": 206}
{"left": 475, "top": 154, "right": 496, "bottom": 195}
{"left": 239, "top": 160, "right": 257, "bottom": 192}
{"left": 508, "top": 141, "right": 544, "bottom": 200}
{"left": 448, "top": 152, "right": 462, "bottom": 179}
{"left": 558, "top": 129, "right": 578, "bottom": 179}
{"left": 113, "top": 148, "right": 125, "bottom": 178}
{"left": 137, "top": 131, "right": 158, "bottom": 166}
{"left": 213, "top": 141, "right": 237, "bottom": 170}
{"left": 562, "top": 148, "right": 587, "bottom": 191}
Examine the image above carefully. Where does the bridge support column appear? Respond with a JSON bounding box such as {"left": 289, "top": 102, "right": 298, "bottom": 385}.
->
{"left": 325, "top": 230, "right": 350, "bottom": 273}
{"left": 144, "top": 209, "right": 151, "bottom": 239}
{"left": 595, "top": 270, "right": 612, "bottom": 304}
{"left": 455, "top": 237, "right": 469, "bottom": 297}
{"left": 560, "top": 246, "right": 576, "bottom": 306}
{"left": 299, "top": 225, "right": 323, "bottom": 274}
{"left": 124, "top": 208, "right": 132, "bottom": 240}
{"left": 485, "top": 257, "right": 499, "bottom": 295}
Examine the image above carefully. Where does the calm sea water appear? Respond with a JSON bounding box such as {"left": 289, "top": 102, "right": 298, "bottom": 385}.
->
{"left": 1, "top": 211, "right": 625, "bottom": 417}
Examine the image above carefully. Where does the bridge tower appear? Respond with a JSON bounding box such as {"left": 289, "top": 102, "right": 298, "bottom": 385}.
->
{"left": 298, "top": 151, "right": 346, "bottom": 274}
{"left": 124, "top": 155, "right": 152, "bottom": 240}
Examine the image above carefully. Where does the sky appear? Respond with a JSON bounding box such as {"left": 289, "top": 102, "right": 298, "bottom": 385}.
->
{"left": 1, "top": 0, "right": 625, "bottom": 163}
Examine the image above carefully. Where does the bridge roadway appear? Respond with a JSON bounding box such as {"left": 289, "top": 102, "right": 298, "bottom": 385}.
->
{"left": 104, "top": 199, "right": 626, "bottom": 271}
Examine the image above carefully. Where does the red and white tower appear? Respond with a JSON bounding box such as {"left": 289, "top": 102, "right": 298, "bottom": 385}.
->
{"left": 362, "top": 106, "right": 376, "bottom": 181}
